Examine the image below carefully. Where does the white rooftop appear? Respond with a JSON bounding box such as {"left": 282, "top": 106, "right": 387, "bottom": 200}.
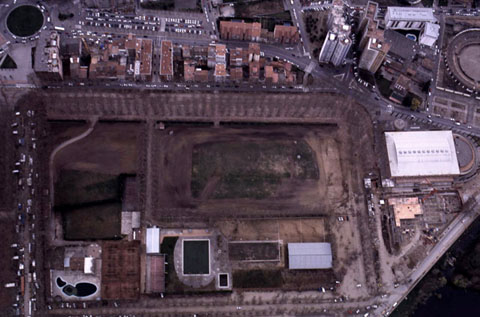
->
{"left": 423, "top": 22, "right": 440, "bottom": 38}
{"left": 146, "top": 227, "right": 160, "bottom": 254}
{"left": 288, "top": 243, "right": 332, "bottom": 269}
{"left": 386, "top": 7, "right": 436, "bottom": 22}
{"left": 84, "top": 257, "right": 94, "bottom": 274}
{"left": 385, "top": 131, "right": 460, "bottom": 178}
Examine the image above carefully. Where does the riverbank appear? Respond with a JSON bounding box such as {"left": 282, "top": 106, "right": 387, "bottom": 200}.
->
{"left": 393, "top": 214, "right": 480, "bottom": 316}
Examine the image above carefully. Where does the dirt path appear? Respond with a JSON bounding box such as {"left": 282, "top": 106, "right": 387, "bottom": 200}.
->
{"left": 398, "top": 226, "right": 421, "bottom": 258}
{"left": 372, "top": 194, "right": 397, "bottom": 290}
{"left": 47, "top": 117, "right": 97, "bottom": 246}
{"left": 199, "top": 174, "right": 220, "bottom": 200}
{"left": 145, "top": 120, "right": 154, "bottom": 222}
{"left": 48, "top": 117, "right": 98, "bottom": 207}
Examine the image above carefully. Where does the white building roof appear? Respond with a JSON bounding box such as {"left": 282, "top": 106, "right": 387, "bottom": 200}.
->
{"left": 146, "top": 227, "right": 160, "bottom": 254}
{"left": 84, "top": 257, "right": 94, "bottom": 274}
{"left": 288, "top": 243, "right": 332, "bottom": 269}
{"left": 385, "top": 131, "right": 460, "bottom": 177}
{"left": 386, "top": 7, "right": 436, "bottom": 22}
{"left": 423, "top": 22, "right": 440, "bottom": 38}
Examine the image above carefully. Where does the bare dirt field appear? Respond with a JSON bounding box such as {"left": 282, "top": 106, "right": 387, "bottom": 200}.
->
{"left": 151, "top": 125, "right": 348, "bottom": 220}
{"left": 50, "top": 122, "right": 142, "bottom": 240}
{"left": 40, "top": 90, "right": 377, "bottom": 297}
{"left": 52, "top": 122, "right": 140, "bottom": 178}
{"left": 217, "top": 218, "right": 326, "bottom": 242}
{"left": 229, "top": 242, "right": 280, "bottom": 261}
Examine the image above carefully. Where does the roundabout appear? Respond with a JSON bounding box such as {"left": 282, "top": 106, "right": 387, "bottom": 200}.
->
{"left": 6, "top": 5, "right": 44, "bottom": 38}
{"left": 445, "top": 29, "right": 480, "bottom": 91}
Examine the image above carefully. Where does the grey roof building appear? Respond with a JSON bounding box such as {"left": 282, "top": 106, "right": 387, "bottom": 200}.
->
{"left": 288, "top": 243, "right": 332, "bottom": 269}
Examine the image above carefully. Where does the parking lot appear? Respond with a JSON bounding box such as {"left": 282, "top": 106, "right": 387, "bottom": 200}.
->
{"left": 8, "top": 103, "right": 44, "bottom": 316}
{"left": 78, "top": 8, "right": 214, "bottom": 39}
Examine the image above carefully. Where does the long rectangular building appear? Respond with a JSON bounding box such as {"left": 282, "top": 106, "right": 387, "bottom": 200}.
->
{"left": 385, "top": 7, "right": 436, "bottom": 30}
{"left": 160, "top": 40, "right": 173, "bottom": 80}
{"left": 288, "top": 243, "right": 332, "bottom": 269}
{"left": 219, "top": 20, "right": 261, "bottom": 41}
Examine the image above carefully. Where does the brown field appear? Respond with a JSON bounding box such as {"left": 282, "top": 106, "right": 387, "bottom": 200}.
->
{"left": 150, "top": 125, "right": 349, "bottom": 220}
{"left": 229, "top": 242, "right": 280, "bottom": 261}
{"left": 218, "top": 218, "right": 326, "bottom": 242}
{"left": 52, "top": 122, "right": 140, "bottom": 177}
{"left": 42, "top": 90, "right": 376, "bottom": 296}
{"left": 50, "top": 121, "right": 142, "bottom": 240}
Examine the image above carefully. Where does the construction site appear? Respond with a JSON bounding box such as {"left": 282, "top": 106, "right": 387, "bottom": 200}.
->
{"left": 33, "top": 90, "right": 376, "bottom": 305}
{"left": 5, "top": 89, "right": 478, "bottom": 316}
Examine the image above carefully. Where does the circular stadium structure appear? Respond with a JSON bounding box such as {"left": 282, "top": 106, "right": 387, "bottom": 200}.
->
{"left": 6, "top": 5, "right": 44, "bottom": 37}
{"left": 445, "top": 29, "right": 480, "bottom": 91}
{"left": 453, "top": 134, "right": 477, "bottom": 176}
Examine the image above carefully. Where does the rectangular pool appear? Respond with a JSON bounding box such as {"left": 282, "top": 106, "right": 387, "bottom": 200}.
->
{"left": 183, "top": 240, "right": 210, "bottom": 275}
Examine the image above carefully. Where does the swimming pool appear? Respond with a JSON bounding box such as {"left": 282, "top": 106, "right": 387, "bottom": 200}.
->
{"left": 56, "top": 277, "right": 97, "bottom": 297}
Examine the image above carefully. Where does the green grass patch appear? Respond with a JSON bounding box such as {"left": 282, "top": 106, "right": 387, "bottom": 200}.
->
{"left": 191, "top": 140, "right": 318, "bottom": 199}
{"left": 233, "top": 269, "right": 284, "bottom": 288}
{"left": 55, "top": 170, "right": 121, "bottom": 207}
{"left": 63, "top": 203, "right": 121, "bottom": 240}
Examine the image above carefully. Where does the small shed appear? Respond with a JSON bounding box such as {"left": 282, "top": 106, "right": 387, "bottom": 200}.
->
{"left": 288, "top": 243, "right": 332, "bottom": 269}
{"left": 146, "top": 227, "right": 160, "bottom": 254}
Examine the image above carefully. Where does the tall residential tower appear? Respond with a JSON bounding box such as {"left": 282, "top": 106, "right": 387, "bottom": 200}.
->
{"left": 318, "top": 0, "right": 352, "bottom": 67}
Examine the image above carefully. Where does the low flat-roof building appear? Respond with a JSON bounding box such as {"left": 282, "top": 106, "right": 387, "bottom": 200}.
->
{"left": 248, "top": 43, "right": 261, "bottom": 62}
{"left": 134, "top": 37, "right": 153, "bottom": 81}
{"left": 419, "top": 22, "right": 440, "bottom": 47}
{"left": 34, "top": 31, "right": 63, "bottom": 81}
{"left": 230, "top": 47, "right": 247, "bottom": 67}
{"left": 230, "top": 67, "right": 243, "bottom": 82}
{"left": 220, "top": 20, "right": 261, "bottom": 41}
{"left": 121, "top": 211, "right": 140, "bottom": 236}
{"left": 388, "top": 197, "right": 423, "bottom": 227}
{"left": 288, "top": 243, "right": 332, "bottom": 269}
{"left": 160, "top": 40, "right": 173, "bottom": 81}
{"left": 146, "top": 227, "right": 160, "bottom": 254}
{"left": 214, "top": 63, "right": 227, "bottom": 81}
{"left": 145, "top": 255, "right": 165, "bottom": 294}
{"left": 273, "top": 25, "right": 300, "bottom": 44}
{"left": 385, "top": 131, "right": 460, "bottom": 178}
{"left": 194, "top": 68, "right": 209, "bottom": 82}
{"left": 359, "top": 37, "right": 390, "bottom": 73}
{"left": 184, "top": 60, "right": 195, "bottom": 81}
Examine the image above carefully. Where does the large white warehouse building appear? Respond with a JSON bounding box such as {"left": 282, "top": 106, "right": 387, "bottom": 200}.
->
{"left": 385, "top": 131, "right": 460, "bottom": 178}
{"left": 385, "top": 7, "right": 436, "bottom": 30}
